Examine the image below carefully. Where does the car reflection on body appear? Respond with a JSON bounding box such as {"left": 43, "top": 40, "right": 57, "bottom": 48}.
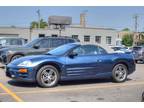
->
{"left": 6, "top": 43, "right": 136, "bottom": 88}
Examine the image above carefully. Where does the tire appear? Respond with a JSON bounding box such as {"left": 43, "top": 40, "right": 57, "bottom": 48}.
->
{"left": 11, "top": 55, "right": 23, "bottom": 62}
{"left": 112, "top": 64, "right": 128, "bottom": 83}
{"left": 36, "top": 65, "right": 60, "bottom": 88}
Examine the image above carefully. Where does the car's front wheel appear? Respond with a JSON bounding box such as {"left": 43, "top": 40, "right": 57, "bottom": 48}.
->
{"left": 36, "top": 65, "right": 60, "bottom": 88}
{"left": 112, "top": 64, "right": 128, "bottom": 83}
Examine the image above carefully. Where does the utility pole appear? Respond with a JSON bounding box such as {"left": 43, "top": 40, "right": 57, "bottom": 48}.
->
{"left": 133, "top": 14, "right": 139, "bottom": 46}
{"left": 134, "top": 14, "right": 138, "bottom": 33}
{"left": 37, "top": 9, "right": 41, "bottom": 28}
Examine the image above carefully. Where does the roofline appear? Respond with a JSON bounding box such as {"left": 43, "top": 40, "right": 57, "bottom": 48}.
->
{"left": 0, "top": 26, "right": 116, "bottom": 31}
{"left": 70, "top": 26, "right": 116, "bottom": 31}
{"left": 0, "top": 26, "right": 29, "bottom": 29}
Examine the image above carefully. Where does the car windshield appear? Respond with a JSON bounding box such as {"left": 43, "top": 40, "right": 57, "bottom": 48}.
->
{"left": 24, "top": 38, "right": 41, "bottom": 47}
{"left": 47, "top": 43, "right": 78, "bottom": 56}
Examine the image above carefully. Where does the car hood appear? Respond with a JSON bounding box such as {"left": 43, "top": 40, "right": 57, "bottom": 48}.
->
{"left": 9, "top": 55, "right": 57, "bottom": 66}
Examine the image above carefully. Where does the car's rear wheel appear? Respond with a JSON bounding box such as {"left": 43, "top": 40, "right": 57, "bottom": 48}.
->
{"left": 36, "top": 65, "right": 59, "bottom": 88}
{"left": 11, "top": 55, "right": 23, "bottom": 62}
{"left": 112, "top": 64, "right": 128, "bottom": 83}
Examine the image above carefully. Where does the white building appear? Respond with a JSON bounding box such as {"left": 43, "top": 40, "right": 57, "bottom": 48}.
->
{"left": 0, "top": 25, "right": 118, "bottom": 48}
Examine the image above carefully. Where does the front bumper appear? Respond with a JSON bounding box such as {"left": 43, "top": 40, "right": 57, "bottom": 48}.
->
{"left": 6, "top": 64, "right": 36, "bottom": 82}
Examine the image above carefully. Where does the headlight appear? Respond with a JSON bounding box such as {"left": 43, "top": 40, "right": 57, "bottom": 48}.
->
{"left": 18, "top": 60, "right": 33, "bottom": 67}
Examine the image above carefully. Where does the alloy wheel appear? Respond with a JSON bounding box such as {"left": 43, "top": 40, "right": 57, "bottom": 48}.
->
{"left": 41, "top": 68, "right": 57, "bottom": 86}
{"left": 114, "top": 64, "right": 127, "bottom": 82}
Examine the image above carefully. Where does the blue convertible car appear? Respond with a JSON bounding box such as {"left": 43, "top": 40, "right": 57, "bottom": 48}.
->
{"left": 6, "top": 43, "right": 136, "bottom": 87}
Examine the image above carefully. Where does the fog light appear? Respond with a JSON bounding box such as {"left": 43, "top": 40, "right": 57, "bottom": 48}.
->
{"left": 18, "top": 68, "right": 28, "bottom": 73}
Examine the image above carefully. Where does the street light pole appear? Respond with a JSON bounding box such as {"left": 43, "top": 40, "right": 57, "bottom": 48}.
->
{"left": 37, "top": 9, "right": 41, "bottom": 28}
{"left": 133, "top": 14, "right": 139, "bottom": 46}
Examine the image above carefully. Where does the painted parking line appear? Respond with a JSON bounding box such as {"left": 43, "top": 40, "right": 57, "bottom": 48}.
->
{"left": 0, "top": 83, "right": 23, "bottom": 102}
{"left": 0, "top": 80, "right": 144, "bottom": 96}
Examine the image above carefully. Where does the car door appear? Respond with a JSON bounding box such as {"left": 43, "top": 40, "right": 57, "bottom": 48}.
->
{"left": 95, "top": 46, "right": 113, "bottom": 74}
{"left": 65, "top": 45, "right": 100, "bottom": 77}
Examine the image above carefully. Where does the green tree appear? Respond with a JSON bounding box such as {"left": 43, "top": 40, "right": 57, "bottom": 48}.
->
{"left": 30, "top": 21, "right": 38, "bottom": 28}
{"left": 122, "top": 28, "right": 130, "bottom": 31}
{"left": 122, "top": 33, "right": 133, "bottom": 47}
{"left": 30, "top": 19, "right": 48, "bottom": 29}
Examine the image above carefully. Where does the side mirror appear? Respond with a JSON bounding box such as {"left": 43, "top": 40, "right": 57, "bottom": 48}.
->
{"left": 69, "top": 52, "right": 78, "bottom": 58}
{"left": 33, "top": 45, "right": 40, "bottom": 49}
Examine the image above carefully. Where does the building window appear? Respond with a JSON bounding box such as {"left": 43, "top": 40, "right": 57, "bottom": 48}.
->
{"left": 84, "top": 35, "right": 90, "bottom": 42}
{"left": 72, "top": 35, "right": 78, "bottom": 40}
{"left": 106, "top": 36, "right": 112, "bottom": 45}
{"left": 95, "top": 36, "right": 101, "bottom": 44}
{"left": 39, "top": 34, "right": 45, "bottom": 38}
{"left": 51, "top": 34, "right": 58, "bottom": 37}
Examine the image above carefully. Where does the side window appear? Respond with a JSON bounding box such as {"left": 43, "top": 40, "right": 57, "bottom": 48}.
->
{"left": 51, "top": 39, "right": 65, "bottom": 48}
{"left": 98, "top": 47, "right": 107, "bottom": 54}
{"left": 10, "top": 39, "right": 22, "bottom": 45}
{"left": 66, "top": 39, "right": 75, "bottom": 44}
{"left": 72, "top": 45, "right": 99, "bottom": 56}
{"left": 38, "top": 39, "right": 50, "bottom": 48}
{"left": 72, "top": 46, "right": 85, "bottom": 55}
{"left": 82, "top": 45, "right": 99, "bottom": 55}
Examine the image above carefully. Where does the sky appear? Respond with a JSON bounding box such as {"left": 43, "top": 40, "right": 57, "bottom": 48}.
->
{"left": 0, "top": 6, "right": 144, "bottom": 31}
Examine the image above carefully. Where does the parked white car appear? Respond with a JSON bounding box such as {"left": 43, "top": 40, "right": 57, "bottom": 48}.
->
{"left": 111, "top": 46, "right": 132, "bottom": 54}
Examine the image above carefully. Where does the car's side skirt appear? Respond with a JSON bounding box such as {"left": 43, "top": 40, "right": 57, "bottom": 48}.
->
{"left": 60, "top": 72, "right": 112, "bottom": 81}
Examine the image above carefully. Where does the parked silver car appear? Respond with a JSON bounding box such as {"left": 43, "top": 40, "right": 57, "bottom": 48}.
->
{"left": 132, "top": 46, "right": 144, "bottom": 63}
{"left": 0, "top": 37, "right": 27, "bottom": 49}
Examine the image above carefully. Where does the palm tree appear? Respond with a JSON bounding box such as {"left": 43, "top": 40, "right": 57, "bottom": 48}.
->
{"left": 39, "top": 19, "right": 48, "bottom": 28}
{"left": 30, "top": 19, "right": 48, "bottom": 29}
{"left": 30, "top": 21, "right": 38, "bottom": 28}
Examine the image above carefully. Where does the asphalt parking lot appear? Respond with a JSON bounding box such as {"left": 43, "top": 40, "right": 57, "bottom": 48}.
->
{"left": 0, "top": 64, "right": 144, "bottom": 102}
